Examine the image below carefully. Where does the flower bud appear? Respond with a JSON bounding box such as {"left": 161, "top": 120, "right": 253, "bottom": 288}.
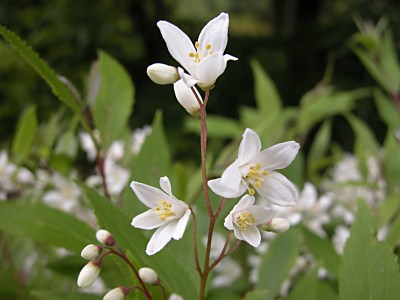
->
{"left": 138, "top": 267, "right": 159, "bottom": 285}
{"left": 103, "top": 286, "right": 129, "bottom": 300}
{"left": 77, "top": 260, "right": 101, "bottom": 288}
{"left": 173, "top": 79, "right": 202, "bottom": 117}
{"left": 81, "top": 244, "right": 101, "bottom": 260}
{"left": 261, "top": 218, "right": 290, "bottom": 234}
{"left": 96, "top": 229, "right": 115, "bottom": 246}
{"left": 147, "top": 63, "right": 179, "bottom": 85}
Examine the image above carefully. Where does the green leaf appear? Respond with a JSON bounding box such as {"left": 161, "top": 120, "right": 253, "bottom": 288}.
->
{"left": 256, "top": 227, "right": 301, "bottom": 300}
{"left": 339, "top": 201, "right": 400, "bottom": 300}
{"left": 31, "top": 290, "right": 101, "bottom": 300}
{"left": 92, "top": 51, "right": 134, "bottom": 148}
{"left": 250, "top": 59, "right": 282, "bottom": 118}
{"left": 12, "top": 105, "right": 38, "bottom": 158}
{"left": 385, "top": 212, "right": 400, "bottom": 247}
{"left": 185, "top": 115, "right": 243, "bottom": 138}
{"left": 286, "top": 269, "right": 318, "bottom": 300}
{"left": 131, "top": 111, "right": 170, "bottom": 187}
{"left": 373, "top": 88, "right": 400, "bottom": 128}
{"left": 316, "top": 282, "right": 338, "bottom": 300}
{"left": 81, "top": 185, "right": 198, "bottom": 299}
{"left": 375, "top": 193, "right": 400, "bottom": 229}
{"left": 383, "top": 131, "right": 400, "bottom": 193}
{"left": 243, "top": 289, "right": 268, "bottom": 300}
{"left": 0, "top": 25, "right": 83, "bottom": 118}
{"left": 303, "top": 228, "right": 340, "bottom": 277}
{"left": 0, "top": 202, "right": 96, "bottom": 253}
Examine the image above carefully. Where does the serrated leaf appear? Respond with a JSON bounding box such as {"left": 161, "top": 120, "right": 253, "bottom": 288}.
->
{"left": 12, "top": 105, "right": 37, "bottom": 158}
{"left": 81, "top": 185, "right": 198, "bottom": 299}
{"left": 256, "top": 227, "right": 301, "bottom": 300}
{"left": 303, "top": 228, "right": 340, "bottom": 277}
{"left": 339, "top": 201, "right": 400, "bottom": 300}
{"left": 92, "top": 51, "right": 134, "bottom": 148}
{"left": 250, "top": 59, "right": 282, "bottom": 117}
{"left": 0, "top": 24, "right": 83, "bottom": 119}
{"left": 0, "top": 202, "right": 96, "bottom": 252}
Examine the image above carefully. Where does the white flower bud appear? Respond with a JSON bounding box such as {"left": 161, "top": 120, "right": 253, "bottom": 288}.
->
{"left": 262, "top": 218, "right": 290, "bottom": 234}
{"left": 147, "top": 63, "right": 179, "bottom": 85}
{"left": 169, "top": 293, "right": 184, "bottom": 300}
{"left": 81, "top": 244, "right": 101, "bottom": 260}
{"left": 77, "top": 261, "right": 101, "bottom": 288}
{"left": 103, "top": 286, "right": 129, "bottom": 300}
{"left": 138, "top": 267, "right": 159, "bottom": 285}
{"left": 173, "top": 79, "right": 202, "bottom": 116}
{"left": 96, "top": 229, "right": 115, "bottom": 246}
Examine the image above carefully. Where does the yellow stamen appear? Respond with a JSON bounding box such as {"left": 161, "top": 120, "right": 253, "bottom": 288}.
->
{"left": 237, "top": 211, "right": 256, "bottom": 231}
{"left": 248, "top": 188, "right": 255, "bottom": 196}
{"left": 195, "top": 41, "right": 200, "bottom": 49}
{"left": 206, "top": 44, "right": 211, "bottom": 50}
{"left": 154, "top": 200, "right": 176, "bottom": 221}
{"left": 245, "top": 163, "right": 268, "bottom": 191}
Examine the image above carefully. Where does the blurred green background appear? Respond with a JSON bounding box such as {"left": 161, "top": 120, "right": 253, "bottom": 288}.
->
{"left": 0, "top": 0, "right": 399, "bottom": 153}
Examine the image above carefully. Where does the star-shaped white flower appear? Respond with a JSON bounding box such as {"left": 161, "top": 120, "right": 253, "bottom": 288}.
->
{"left": 224, "top": 195, "right": 276, "bottom": 247}
{"left": 208, "top": 128, "right": 300, "bottom": 206}
{"left": 157, "top": 12, "right": 237, "bottom": 90}
{"left": 131, "top": 176, "right": 191, "bottom": 255}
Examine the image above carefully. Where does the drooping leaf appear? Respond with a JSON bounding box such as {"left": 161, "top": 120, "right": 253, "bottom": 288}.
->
{"left": 0, "top": 202, "right": 96, "bottom": 253}
{"left": 92, "top": 51, "right": 134, "bottom": 148}
{"left": 339, "top": 201, "right": 400, "bottom": 300}
{"left": 256, "top": 227, "right": 301, "bottom": 300}
{"left": 0, "top": 24, "right": 84, "bottom": 120}
{"left": 81, "top": 185, "right": 198, "bottom": 299}
{"left": 12, "top": 105, "right": 38, "bottom": 158}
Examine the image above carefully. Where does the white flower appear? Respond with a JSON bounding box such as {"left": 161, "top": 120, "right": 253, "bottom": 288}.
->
{"left": 147, "top": 63, "right": 179, "bottom": 85}
{"left": 224, "top": 195, "right": 275, "bottom": 247}
{"left": 104, "top": 159, "right": 130, "bottom": 196}
{"left": 157, "top": 12, "right": 237, "bottom": 90}
{"left": 79, "top": 131, "right": 99, "bottom": 161}
{"left": 81, "top": 244, "right": 101, "bottom": 260}
{"left": 77, "top": 261, "right": 101, "bottom": 288}
{"left": 96, "top": 229, "right": 115, "bottom": 245}
{"left": 208, "top": 128, "right": 300, "bottom": 206}
{"left": 138, "top": 267, "right": 159, "bottom": 284}
{"left": 131, "top": 125, "right": 152, "bottom": 155}
{"left": 262, "top": 218, "right": 290, "bottom": 233}
{"left": 169, "top": 294, "right": 184, "bottom": 300}
{"left": 332, "top": 225, "right": 350, "bottom": 254}
{"left": 173, "top": 79, "right": 202, "bottom": 116}
{"left": 103, "top": 287, "right": 128, "bottom": 300}
{"left": 131, "top": 176, "right": 191, "bottom": 255}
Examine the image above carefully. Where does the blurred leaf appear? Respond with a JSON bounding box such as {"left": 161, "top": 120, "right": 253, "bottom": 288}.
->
{"left": 185, "top": 115, "right": 243, "bottom": 138}
{"left": 12, "top": 105, "right": 37, "bottom": 158}
{"left": 55, "top": 131, "right": 78, "bottom": 158}
{"left": 36, "top": 112, "right": 62, "bottom": 159}
{"left": 307, "top": 120, "right": 332, "bottom": 177}
{"left": 256, "top": 227, "right": 301, "bottom": 300}
{"left": 297, "top": 88, "right": 368, "bottom": 135}
{"left": 131, "top": 111, "right": 171, "bottom": 187}
{"left": 383, "top": 131, "right": 400, "bottom": 194}
{"left": 375, "top": 193, "right": 400, "bottom": 229}
{"left": 303, "top": 228, "right": 340, "bottom": 277}
{"left": 92, "top": 51, "right": 134, "bottom": 148}
{"left": 316, "top": 282, "right": 338, "bottom": 300}
{"left": 81, "top": 185, "right": 198, "bottom": 299}
{"left": 379, "top": 29, "right": 400, "bottom": 93}
{"left": 0, "top": 202, "right": 96, "bottom": 252}
{"left": 286, "top": 269, "right": 318, "bottom": 300}
{"left": 373, "top": 88, "right": 400, "bottom": 128}
{"left": 250, "top": 59, "right": 282, "bottom": 117}
{"left": 243, "top": 289, "right": 268, "bottom": 300}
{"left": 0, "top": 24, "right": 84, "bottom": 120}
{"left": 385, "top": 213, "right": 400, "bottom": 247}
{"left": 31, "top": 290, "right": 101, "bottom": 300}
{"left": 339, "top": 201, "right": 400, "bottom": 300}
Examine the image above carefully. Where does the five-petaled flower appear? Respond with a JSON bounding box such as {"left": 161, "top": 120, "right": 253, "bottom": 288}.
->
{"left": 208, "top": 128, "right": 300, "bottom": 207}
{"left": 224, "top": 195, "right": 276, "bottom": 247}
{"left": 157, "top": 12, "right": 237, "bottom": 90}
{"left": 131, "top": 176, "right": 191, "bottom": 255}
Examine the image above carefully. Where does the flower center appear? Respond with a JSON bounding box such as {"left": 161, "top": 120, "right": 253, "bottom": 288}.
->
{"left": 236, "top": 211, "right": 256, "bottom": 231}
{"left": 188, "top": 41, "right": 213, "bottom": 63}
{"left": 245, "top": 163, "right": 269, "bottom": 195}
{"left": 154, "top": 200, "right": 176, "bottom": 221}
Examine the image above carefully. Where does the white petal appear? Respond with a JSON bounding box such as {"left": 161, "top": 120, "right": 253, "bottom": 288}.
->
{"left": 130, "top": 181, "right": 167, "bottom": 208}
{"left": 224, "top": 54, "right": 238, "bottom": 62}
{"left": 232, "top": 224, "right": 244, "bottom": 241}
{"left": 224, "top": 213, "right": 234, "bottom": 230}
{"left": 172, "top": 209, "right": 191, "bottom": 240}
{"left": 256, "top": 171, "right": 298, "bottom": 207}
{"left": 178, "top": 68, "right": 199, "bottom": 87}
{"left": 220, "top": 160, "right": 243, "bottom": 191}
{"left": 157, "top": 21, "right": 195, "bottom": 72}
{"left": 196, "top": 52, "right": 226, "bottom": 87}
{"left": 198, "top": 13, "right": 229, "bottom": 53}
{"left": 208, "top": 178, "right": 247, "bottom": 199}
{"left": 231, "top": 194, "right": 255, "bottom": 214}
{"left": 131, "top": 209, "right": 165, "bottom": 230}
{"left": 241, "top": 225, "right": 261, "bottom": 247}
{"left": 238, "top": 129, "right": 261, "bottom": 165}
{"left": 251, "top": 141, "right": 300, "bottom": 170}
{"left": 173, "top": 79, "right": 202, "bottom": 115}
{"left": 146, "top": 222, "right": 175, "bottom": 255}
{"left": 247, "top": 206, "right": 276, "bottom": 225}
{"left": 159, "top": 176, "right": 172, "bottom": 195}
